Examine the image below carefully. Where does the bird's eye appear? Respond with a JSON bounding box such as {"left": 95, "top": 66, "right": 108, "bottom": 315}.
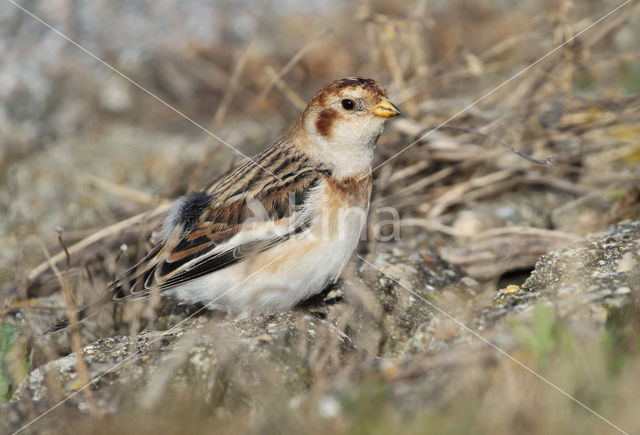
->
{"left": 341, "top": 99, "right": 355, "bottom": 110}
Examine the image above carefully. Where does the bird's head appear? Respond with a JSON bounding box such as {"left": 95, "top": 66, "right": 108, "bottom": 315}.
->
{"left": 292, "top": 77, "right": 401, "bottom": 177}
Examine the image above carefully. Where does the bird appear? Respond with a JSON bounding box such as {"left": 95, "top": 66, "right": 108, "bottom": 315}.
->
{"left": 52, "top": 77, "right": 400, "bottom": 330}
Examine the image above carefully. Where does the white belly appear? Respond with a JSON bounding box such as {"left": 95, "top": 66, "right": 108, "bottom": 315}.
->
{"left": 166, "top": 193, "right": 368, "bottom": 316}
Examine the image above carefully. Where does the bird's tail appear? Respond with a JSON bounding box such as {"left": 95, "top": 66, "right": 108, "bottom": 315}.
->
{"left": 44, "top": 289, "right": 116, "bottom": 334}
{"left": 44, "top": 245, "right": 162, "bottom": 334}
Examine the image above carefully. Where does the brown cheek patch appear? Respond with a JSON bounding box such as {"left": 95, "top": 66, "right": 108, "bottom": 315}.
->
{"left": 315, "top": 108, "right": 338, "bottom": 139}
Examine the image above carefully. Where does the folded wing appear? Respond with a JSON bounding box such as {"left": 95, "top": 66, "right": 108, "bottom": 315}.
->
{"left": 110, "top": 166, "right": 325, "bottom": 300}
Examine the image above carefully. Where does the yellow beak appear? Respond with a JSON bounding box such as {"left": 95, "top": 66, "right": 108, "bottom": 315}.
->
{"left": 373, "top": 96, "right": 401, "bottom": 118}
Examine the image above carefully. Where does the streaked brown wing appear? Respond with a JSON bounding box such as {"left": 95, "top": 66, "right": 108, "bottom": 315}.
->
{"left": 110, "top": 162, "right": 326, "bottom": 299}
{"left": 154, "top": 220, "right": 312, "bottom": 289}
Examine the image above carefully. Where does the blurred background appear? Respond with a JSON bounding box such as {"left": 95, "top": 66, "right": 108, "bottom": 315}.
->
{"left": 2, "top": 0, "right": 640, "bottom": 433}
{"left": 2, "top": 0, "right": 639, "bottom": 273}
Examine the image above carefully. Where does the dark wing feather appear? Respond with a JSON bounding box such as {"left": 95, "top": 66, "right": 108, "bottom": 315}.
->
{"left": 112, "top": 140, "right": 327, "bottom": 295}
{"left": 158, "top": 220, "right": 311, "bottom": 289}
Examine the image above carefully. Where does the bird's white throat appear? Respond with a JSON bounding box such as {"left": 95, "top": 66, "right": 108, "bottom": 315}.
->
{"left": 304, "top": 115, "right": 384, "bottom": 178}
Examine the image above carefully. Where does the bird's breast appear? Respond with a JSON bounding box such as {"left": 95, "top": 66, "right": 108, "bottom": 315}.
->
{"left": 305, "top": 174, "right": 372, "bottom": 250}
{"left": 323, "top": 173, "right": 372, "bottom": 208}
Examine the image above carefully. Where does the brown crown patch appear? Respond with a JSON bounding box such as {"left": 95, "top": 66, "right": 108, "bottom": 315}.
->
{"left": 315, "top": 108, "right": 338, "bottom": 139}
{"left": 327, "top": 77, "right": 385, "bottom": 95}
{"left": 311, "top": 77, "right": 386, "bottom": 107}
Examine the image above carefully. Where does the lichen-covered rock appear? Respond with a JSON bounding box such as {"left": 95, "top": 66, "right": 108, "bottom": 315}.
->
{"left": 487, "top": 219, "right": 640, "bottom": 326}
{"left": 335, "top": 220, "right": 640, "bottom": 418}
{"left": 3, "top": 312, "right": 352, "bottom": 434}
{"left": 309, "top": 243, "right": 472, "bottom": 358}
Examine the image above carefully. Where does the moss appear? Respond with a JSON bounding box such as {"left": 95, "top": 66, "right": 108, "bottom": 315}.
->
{"left": 0, "top": 323, "right": 27, "bottom": 401}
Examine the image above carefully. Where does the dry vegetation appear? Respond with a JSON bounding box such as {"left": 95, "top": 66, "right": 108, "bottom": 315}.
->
{"left": 2, "top": 0, "right": 640, "bottom": 434}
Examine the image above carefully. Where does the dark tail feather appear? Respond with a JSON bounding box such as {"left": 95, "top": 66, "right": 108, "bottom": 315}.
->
{"left": 43, "top": 272, "right": 154, "bottom": 334}
{"left": 43, "top": 290, "right": 114, "bottom": 334}
{"left": 46, "top": 306, "right": 91, "bottom": 333}
{"left": 43, "top": 244, "right": 162, "bottom": 335}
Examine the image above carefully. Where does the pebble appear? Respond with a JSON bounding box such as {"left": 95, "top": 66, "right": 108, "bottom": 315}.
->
{"left": 614, "top": 286, "right": 631, "bottom": 295}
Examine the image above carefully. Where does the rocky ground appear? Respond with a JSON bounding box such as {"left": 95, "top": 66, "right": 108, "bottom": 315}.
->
{"left": 2, "top": 221, "right": 640, "bottom": 434}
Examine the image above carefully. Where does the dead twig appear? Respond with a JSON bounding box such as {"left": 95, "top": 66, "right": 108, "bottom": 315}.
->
{"left": 37, "top": 233, "right": 98, "bottom": 415}
{"left": 85, "top": 174, "right": 168, "bottom": 206}
{"left": 27, "top": 203, "right": 171, "bottom": 284}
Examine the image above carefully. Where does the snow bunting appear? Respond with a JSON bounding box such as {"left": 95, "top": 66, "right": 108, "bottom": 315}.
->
{"left": 57, "top": 77, "right": 400, "bottom": 327}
